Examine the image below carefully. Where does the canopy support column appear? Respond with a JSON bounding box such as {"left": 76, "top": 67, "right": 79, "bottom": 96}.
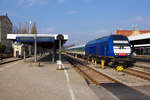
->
{"left": 24, "top": 45, "right": 26, "bottom": 62}
{"left": 52, "top": 44, "right": 56, "bottom": 62}
{"left": 59, "top": 40, "right": 61, "bottom": 61}
{"left": 34, "top": 35, "right": 37, "bottom": 62}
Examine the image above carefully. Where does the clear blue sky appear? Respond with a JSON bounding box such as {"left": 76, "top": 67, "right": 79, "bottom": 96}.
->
{"left": 0, "top": 0, "right": 150, "bottom": 45}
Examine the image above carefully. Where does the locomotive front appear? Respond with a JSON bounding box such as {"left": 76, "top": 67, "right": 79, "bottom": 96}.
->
{"left": 111, "top": 35, "right": 134, "bottom": 70}
{"left": 112, "top": 35, "right": 131, "bottom": 57}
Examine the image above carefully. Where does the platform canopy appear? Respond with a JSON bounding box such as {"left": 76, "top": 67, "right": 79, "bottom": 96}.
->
{"left": 7, "top": 34, "right": 68, "bottom": 49}
{"left": 128, "top": 33, "right": 150, "bottom": 47}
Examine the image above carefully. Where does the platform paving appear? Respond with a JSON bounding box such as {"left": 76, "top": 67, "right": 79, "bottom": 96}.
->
{"left": 0, "top": 59, "right": 99, "bottom": 100}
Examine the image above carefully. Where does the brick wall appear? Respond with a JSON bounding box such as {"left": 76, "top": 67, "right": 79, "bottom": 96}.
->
{"left": 0, "top": 15, "right": 12, "bottom": 52}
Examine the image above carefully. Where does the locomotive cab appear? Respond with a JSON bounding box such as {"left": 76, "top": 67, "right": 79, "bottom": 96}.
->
{"left": 111, "top": 35, "right": 134, "bottom": 69}
{"left": 112, "top": 35, "right": 132, "bottom": 57}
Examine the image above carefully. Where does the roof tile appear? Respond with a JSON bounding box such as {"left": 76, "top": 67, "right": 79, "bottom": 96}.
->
{"left": 116, "top": 30, "right": 150, "bottom": 37}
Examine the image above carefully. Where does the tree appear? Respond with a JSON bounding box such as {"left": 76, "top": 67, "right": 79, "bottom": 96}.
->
{"left": 19, "top": 23, "right": 22, "bottom": 34}
{"left": 12, "top": 25, "right": 19, "bottom": 34}
{"left": 29, "top": 22, "right": 37, "bottom": 55}
{"left": 17, "top": 23, "right": 29, "bottom": 34}
{"left": 21, "top": 26, "right": 28, "bottom": 34}
{"left": 30, "top": 22, "right": 37, "bottom": 34}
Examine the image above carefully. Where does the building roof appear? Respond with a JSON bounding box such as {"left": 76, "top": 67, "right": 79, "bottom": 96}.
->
{"left": 0, "top": 14, "right": 12, "bottom": 25}
{"left": 7, "top": 34, "right": 68, "bottom": 40}
{"left": 7, "top": 34, "right": 69, "bottom": 49}
{"left": 140, "top": 30, "right": 150, "bottom": 33}
{"left": 128, "top": 32, "right": 150, "bottom": 41}
{"left": 116, "top": 30, "right": 150, "bottom": 37}
{"left": 116, "top": 30, "right": 132, "bottom": 37}
{"left": 0, "top": 16, "right": 5, "bottom": 19}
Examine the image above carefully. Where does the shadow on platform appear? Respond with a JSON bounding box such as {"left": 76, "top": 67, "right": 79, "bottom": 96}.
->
{"left": 38, "top": 54, "right": 69, "bottom": 64}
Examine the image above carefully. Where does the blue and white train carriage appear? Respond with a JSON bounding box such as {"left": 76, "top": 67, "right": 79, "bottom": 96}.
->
{"left": 66, "top": 44, "right": 85, "bottom": 56}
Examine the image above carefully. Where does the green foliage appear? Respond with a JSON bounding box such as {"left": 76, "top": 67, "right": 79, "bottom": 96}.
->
{"left": 30, "top": 22, "right": 37, "bottom": 34}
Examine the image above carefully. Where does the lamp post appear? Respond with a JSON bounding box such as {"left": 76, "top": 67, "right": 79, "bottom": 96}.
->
{"left": 57, "top": 34, "right": 64, "bottom": 61}
{"left": 29, "top": 21, "right": 32, "bottom": 56}
{"left": 56, "top": 34, "right": 64, "bottom": 70}
{"left": 59, "top": 39, "right": 61, "bottom": 61}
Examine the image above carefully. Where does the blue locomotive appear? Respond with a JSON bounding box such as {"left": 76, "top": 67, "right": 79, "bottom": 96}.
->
{"left": 85, "top": 35, "right": 134, "bottom": 68}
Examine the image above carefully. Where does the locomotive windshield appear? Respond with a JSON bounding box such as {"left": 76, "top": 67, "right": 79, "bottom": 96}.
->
{"left": 112, "top": 35, "right": 131, "bottom": 57}
{"left": 111, "top": 35, "right": 128, "bottom": 40}
{"left": 113, "top": 40, "right": 130, "bottom": 46}
{"left": 111, "top": 35, "right": 130, "bottom": 46}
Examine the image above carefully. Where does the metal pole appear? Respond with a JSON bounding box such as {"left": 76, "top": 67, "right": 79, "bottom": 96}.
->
{"left": 29, "top": 45, "right": 31, "bottom": 56}
{"left": 59, "top": 40, "right": 61, "bottom": 61}
{"left": 52, "top": 45, "right": 55, "bottom": 62}
{"left": 24, "top": 45, "right": 26, "bottom": 62}
{"left": 49, "top": 50, "right": 51, "bottom": 62}
{"left": 34, "top": 35, "right": 37, "bottom": 62}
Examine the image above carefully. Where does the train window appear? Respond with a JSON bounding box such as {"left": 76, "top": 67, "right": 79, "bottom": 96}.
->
{"left": 113, "top": 40, "right": 129, "bottom": 46}
{"left": 113, "top": 43, "right": 130, "bottom": 46}
{"left": 111, "top": 35, "right": 128, "bottom": 40}
{"left": 113, "top": 40, "right": 128, "bottom": 44}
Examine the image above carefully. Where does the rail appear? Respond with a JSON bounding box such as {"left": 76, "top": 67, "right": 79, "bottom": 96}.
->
{"left": 65, "top": 54, "right": 116, "bottom": 85}
{"left": 123, "top": 68, "right": 150, "bottom": 81}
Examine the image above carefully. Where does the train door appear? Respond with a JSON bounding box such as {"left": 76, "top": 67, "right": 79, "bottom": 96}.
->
{"left": 16, "top": 51, "right": 19, "bottom": 58}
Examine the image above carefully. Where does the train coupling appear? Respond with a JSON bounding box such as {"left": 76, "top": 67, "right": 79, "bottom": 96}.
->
{"left": 116, "top": 65, "right": 124, "bottom": 71}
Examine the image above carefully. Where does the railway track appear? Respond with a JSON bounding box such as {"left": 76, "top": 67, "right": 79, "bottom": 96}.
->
{"left": 65, "top": 55, "right": 117, "bottom": 85}
{"left": 123, "top": 68, "right": 150, "bottom": 81}
{"left": 65, "top": 54, "right": 150, "bottom": 83}
{"left": 75, "top": 65, "right": 116, "bottom": 85}
{"left": 65, "top": 54, "right": 150, "bottom": 99}
{"left": 135, "top": 65, "right": 150, "bottom": 70}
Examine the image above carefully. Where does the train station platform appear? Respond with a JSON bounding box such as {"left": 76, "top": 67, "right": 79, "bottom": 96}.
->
{"left": 0, "top": 55, "right": 99, "bottom": 100}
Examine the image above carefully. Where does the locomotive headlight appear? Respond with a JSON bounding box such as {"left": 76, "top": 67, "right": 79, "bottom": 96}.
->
{"left": 115, "top": 53, "right": 118, "bottom": 56}
{"left": 128, "top": 53, "right": 130, "bottom": 55}
{"left": 127, "top": 53, "right": 130, "bottom": 55}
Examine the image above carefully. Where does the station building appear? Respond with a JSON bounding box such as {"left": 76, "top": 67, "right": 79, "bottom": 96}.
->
{"left": 115, "top": 27, "right": 150, "bottom": 55}
{"left": 0, "top": 14, "right": 12, "bottom": 53}
{"left": 12, "top": 42, "right": 24, "bottom": 57}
